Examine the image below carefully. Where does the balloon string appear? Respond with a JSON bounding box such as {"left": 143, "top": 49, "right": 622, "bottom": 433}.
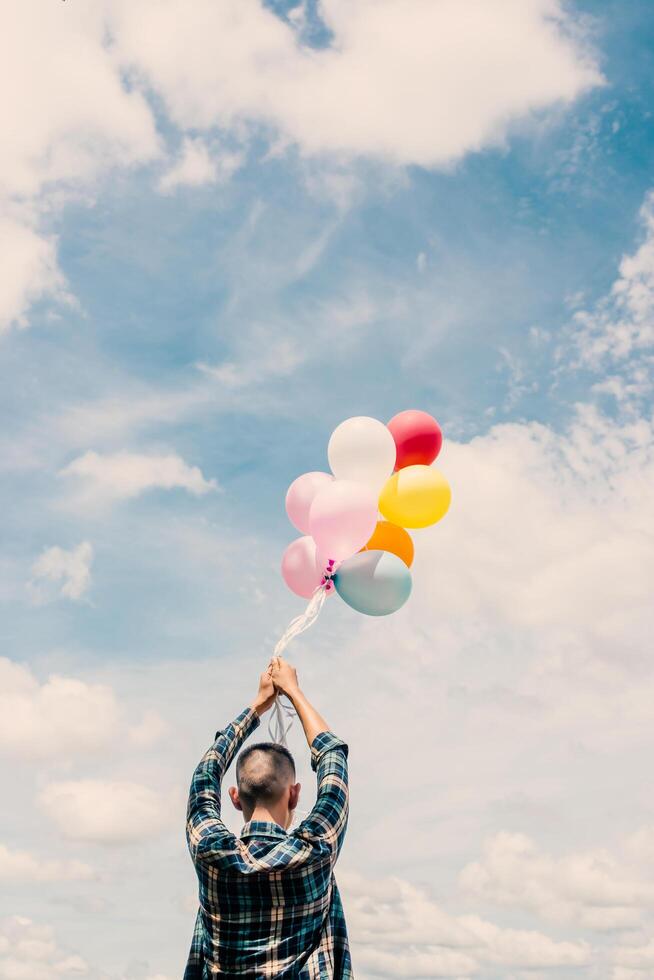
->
{"left": 267, "top": 573, "right": 333, "bottom": 746}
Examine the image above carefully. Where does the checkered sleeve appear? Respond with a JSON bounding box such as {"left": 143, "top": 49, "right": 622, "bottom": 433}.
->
{"left": 186, "top": 705, "right": 260, "bottom": 862}
{"left": 182, "top": 908, "right": 204, "bottom": 980}
{"left": 292, "top": 730, "right": 349, "bottom": 863}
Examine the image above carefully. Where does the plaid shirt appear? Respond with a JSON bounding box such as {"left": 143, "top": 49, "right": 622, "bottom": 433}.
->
{"left": 184, "top": 706, "right": 351, "bottom": 979}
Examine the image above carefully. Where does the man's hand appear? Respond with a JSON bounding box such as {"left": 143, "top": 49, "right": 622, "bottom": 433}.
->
{"left": 270, "top": 657, "right": 300, "bottom": 699}
{"left": 271, "top": 657, "right": 329, "bottom": 746}
{"left": 250, "top": 668, "right": 276, "bottom": 717}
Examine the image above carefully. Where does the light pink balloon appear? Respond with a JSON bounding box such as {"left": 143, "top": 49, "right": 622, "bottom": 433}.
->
{"left": 281, "top": 536, "right": 323, "bottom": 599}
{"left": 285, "top": 471, "right": 334, "bottom": 534}
{"left": 309, "top": 480, "right": 378, "bottom": 563}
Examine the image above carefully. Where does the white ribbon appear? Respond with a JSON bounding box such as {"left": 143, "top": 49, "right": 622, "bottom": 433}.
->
{"left": 267, "top": 583, "right": 329, "bottom": 746}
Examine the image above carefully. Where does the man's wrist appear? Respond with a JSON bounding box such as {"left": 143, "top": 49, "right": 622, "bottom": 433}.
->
{"left": 283, "top": 684, "right": 302, "bottom": 705}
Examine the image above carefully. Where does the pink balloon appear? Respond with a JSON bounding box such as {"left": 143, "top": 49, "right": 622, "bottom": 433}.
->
{"left": 281, "top": 536, "right": 323, "bottom": 599}
{"left": 285, "top": 471, "right": 334, "bottom": 534}
{"left": 309, "top": 480, "right": 378, "bottom": 563}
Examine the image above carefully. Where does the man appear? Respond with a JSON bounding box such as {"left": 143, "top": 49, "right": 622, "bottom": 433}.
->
{"left": 184, "top": 656, "right": 351, "bottom": 979}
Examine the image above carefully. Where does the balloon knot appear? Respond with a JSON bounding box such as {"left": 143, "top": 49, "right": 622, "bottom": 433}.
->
{"left": 321, "top": 560, "right": 336, "bottom": 590}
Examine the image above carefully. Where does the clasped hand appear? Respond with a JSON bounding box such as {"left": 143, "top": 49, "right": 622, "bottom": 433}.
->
{"left": 251, "top": 657, "right": 299, "bottom": 716}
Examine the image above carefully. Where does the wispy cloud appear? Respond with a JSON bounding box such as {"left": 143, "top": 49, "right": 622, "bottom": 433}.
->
{"left": 59, "top": 450, "right": 218, "bottom": 508}
{"left": 28, "top": 541, "right": 93, "bottom": 603}
{"left": 569, "top": 189, "right": 654, "bottom": 407}
{"left": 158, "top": 138, "right": 243, "bottom": 193}
{"left": 197, "top": 337, "right": 304, "bottom": 389}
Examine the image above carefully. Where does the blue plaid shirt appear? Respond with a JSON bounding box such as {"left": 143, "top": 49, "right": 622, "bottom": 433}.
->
{"left": 184, "top": 706, "right": 352, "bottom": 978}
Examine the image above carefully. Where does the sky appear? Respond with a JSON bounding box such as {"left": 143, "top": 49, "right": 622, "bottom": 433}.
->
{"left": 1, "top": 1, "right": 653, "bottom": 978}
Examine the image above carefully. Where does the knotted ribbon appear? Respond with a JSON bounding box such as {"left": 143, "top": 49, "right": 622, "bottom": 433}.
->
{"left": 267, "top": 562, "right": 335, "bottom": 746}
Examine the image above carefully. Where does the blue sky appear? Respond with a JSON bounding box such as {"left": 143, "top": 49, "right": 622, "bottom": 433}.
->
{"left": 1, "top": 2, "right": 654, "bottom": 978}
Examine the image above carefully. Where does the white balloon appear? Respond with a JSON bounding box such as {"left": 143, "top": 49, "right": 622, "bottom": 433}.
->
{"left": 327, "top": 416, "right": 396, "bottom": 492}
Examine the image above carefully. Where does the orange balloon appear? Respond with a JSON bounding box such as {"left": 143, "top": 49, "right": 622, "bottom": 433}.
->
{"left": 360, "top": 521, "right": 414, "bottom": 567}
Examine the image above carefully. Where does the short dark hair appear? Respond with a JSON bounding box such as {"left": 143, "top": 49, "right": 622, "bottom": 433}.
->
{"left": 236, "top": 742, "right": 296, "bottom": 811}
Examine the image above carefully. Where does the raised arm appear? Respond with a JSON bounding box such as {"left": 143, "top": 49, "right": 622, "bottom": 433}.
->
{"left": 271, "top": 658, "right": 349, "bottom": 862}
{"left": 271, "top": 658, "right": 329, "bottom": 746}
{"left": 186, "top": 670, "right": 275, "bottom": 861}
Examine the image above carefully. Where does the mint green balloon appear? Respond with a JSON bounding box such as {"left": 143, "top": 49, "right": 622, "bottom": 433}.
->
{"left": 333, "top": 550, "right": 412, "bottom": 617}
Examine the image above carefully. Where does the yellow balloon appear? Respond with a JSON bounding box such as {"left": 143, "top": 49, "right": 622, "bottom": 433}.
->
{"left": 361, "top": 521, "right": 414, "bottom": 567}
{"left": 379, "top": 465, "right": 451, "bottom": 529}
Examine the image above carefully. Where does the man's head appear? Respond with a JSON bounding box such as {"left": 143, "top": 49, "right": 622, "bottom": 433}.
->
{"left": 229, "top": 742, "right": 301, "bottom": 829}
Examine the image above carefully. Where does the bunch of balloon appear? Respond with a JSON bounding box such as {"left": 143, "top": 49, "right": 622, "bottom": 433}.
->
{"left": 281, "top": 410, "right": 451, "bottom": 618}
{"left": 270, "top": 410, "right": 451, "bottom": 745}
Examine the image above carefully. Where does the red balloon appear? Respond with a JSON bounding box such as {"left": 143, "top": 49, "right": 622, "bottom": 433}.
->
{"left": 387, "top": 410, "right": 443, "bottom": 469}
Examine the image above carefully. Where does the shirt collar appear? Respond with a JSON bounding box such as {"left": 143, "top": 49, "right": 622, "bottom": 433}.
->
{"left": 240, "top": 819, "right": 288, "bottom": 840}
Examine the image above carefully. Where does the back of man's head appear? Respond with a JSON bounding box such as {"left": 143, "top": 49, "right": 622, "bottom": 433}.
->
{"left": 235, "top": 742, "right": 296, "bottom": 817}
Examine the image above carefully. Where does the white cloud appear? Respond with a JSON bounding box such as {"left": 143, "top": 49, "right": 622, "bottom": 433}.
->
{"left": 0, "top": 1, "right": 599, "bottom": 330}
{"left": 28, "top": 542, "right": 93, "bottom": 602}
{"left": 197, "top": 337, "right": 304, "bottom": 389}
{"left": 0, "top": 845, "right": 94, "bottom": 884}
{"left": 158, "top": 137, "right": 242, "bottom": 192}
{"left": 612, "top": 940, "right": 654, "bottom": 970}
{"left": 459, "top": 833, "right": 654, "bottom": 931}
{"left": 572, "top": 189, "right": 654, "bottom": 397}
{"left": 38, "top": 779, "right": 174, "bottom": 844}
{"left": 0, "top": 916, "right": 87, "bottom": 980}
{"left": 0, "top": 211, "right": 69, "bottom": 333}
{"left": 612, "top": 969, "right": 650, "bottom": 980}
{"left": 417, "top": 405, "right": 654, "bottom": 649}
{"left": 591, "top": 371, "right": 651, "bottom": 406}
{"left": 341, "top": 870, "right": 478, "bottom": 948}
{"left": 0, "top": 5, "right": 158, "bottom": 198}
{"left": 0, "top": 657, "right": 164, "bottom": 760}
{"left": 59, "top": 450, "right": 217, "bottom": 506}
{"left": 111, "top": 0, "right": 600, "bottom": 167}
{"left": 0, "top": 659, "right": 120, "bottom": 760}
{"left": 0, "top": 4, "right": 159, "bottom": 331}
{"left": 460, "top": 916, "right": 589, "bottom": 968}
{"left": 342, "top": 870, "right": 589, "bottom": 977}
{"left": 354, "top": 944, "right": 477, "bottom": 978}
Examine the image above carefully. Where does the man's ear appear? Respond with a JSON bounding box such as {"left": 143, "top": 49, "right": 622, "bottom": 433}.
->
{"left": 228, "top": 785, "right": 243, "bottom": 811}
{"left": 288, "top": 782, "right": 301, "bottom": 812}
